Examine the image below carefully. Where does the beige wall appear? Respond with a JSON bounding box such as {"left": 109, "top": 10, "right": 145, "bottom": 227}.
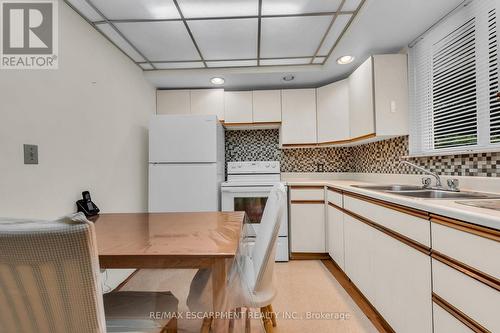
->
{"left": 0, "top": 1, "right": 155, "bottom": 219}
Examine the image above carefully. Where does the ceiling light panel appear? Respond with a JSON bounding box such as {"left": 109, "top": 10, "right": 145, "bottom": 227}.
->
{"left": 188, "top": 19, "right": 258, "bottom": 60}
{"left": 96, "top": 24, "right": 145, "bottom": 62}
{"left": 154, "top": 62, "right": 205, "bottom": 69}
{"left": 66, "top": 0, "right": 103, "bottom": 22}
{"left": 261, "top": 58, "right": 312, "bottom": 66}
{"left": 317, "top": 14, "right": 352, "bottom": 56}
{"left": 206, "top": 60, "right": 257, "bottom": 67}
{"left": 342, "top": 0, "right": 363, "bottom": 12}
{"left": 114, "top": 21, "right": 201, "bottom": 61}
{"left": 261, "top": 16, "right": 332, "bottom": 58}
{"left": 262, "top": 0, "right": 342, "bottom": 15}
{"left": 177, "top": 0, "right": 259, "bottom": 18}
{"left": 91, "top": 0, "right": 180, "bottom": 20}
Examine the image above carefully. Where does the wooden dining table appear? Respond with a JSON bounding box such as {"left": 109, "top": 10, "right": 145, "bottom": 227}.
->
{"left": 93, "top": 211, "right": 245, "bottom": 333}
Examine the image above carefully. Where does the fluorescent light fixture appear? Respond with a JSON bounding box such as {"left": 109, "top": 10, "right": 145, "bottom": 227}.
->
{"left": 337, "top": 55, "right": 354, "bottom": 64}
{"left": 210, "top": 77, "right": 225, "bottom": 85}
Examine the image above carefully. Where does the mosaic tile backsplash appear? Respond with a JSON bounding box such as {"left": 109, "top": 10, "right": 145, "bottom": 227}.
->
{"left": 225, "top": 129, "right": 500, "bottom": 177}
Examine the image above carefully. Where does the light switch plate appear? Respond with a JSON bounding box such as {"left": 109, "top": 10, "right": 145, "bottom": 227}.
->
{"left": 24, "top": 144, "right": 38, "bottom": 164}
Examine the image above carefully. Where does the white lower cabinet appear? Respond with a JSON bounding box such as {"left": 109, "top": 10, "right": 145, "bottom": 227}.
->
{"left": 371, "top": 228, "right": 433, "bottom": 333}
{"left": 320, "top": 189, "right": 497, "bottom": 333}
{"left": 343, "top": 213, "right": 432, "bottom": 333}
{"left": 290, "top": 203, "right": 325, "bottom": 253}
{"left": 327, "top": 204, "right": 345, "bottom": 270}
{"left": 432, "top": 259, "right": 500, "bottom": 332}
{"left": 433, "top": 303, "right": 474, "bottom": 333}
{"left": 343, "top": 215, "right": 375, "bottom": 302}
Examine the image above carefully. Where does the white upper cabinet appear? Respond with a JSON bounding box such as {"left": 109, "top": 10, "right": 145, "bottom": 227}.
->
{"left": 349, "top": 54, "right": 408, "bottom": 139}
{"left": 317, "top": 79, "right": 350, "bottom": 143}
{"left": 157, "top": 90, "right": 190, "bottom": 115}
{"left": 190, "top": 89, "right": 225, "bottom": 121}
{"left": 224, "top": 91, "right": 253, "bottom": 124}
{"left": 281, "top": 89, "right": 317, "bottom": 145}
{"left": 373, "top": 54, "right": 409, "bottom": 136}
{"left": 349, "top": 57, "right": 375, "bottom": 139}
{"left": 252, "top": 90, "right": 282, "bottom": 123}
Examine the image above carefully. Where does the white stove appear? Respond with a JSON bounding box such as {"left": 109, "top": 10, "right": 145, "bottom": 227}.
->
{"left": 221, "top": 161, "right": 289, "bottom": 261}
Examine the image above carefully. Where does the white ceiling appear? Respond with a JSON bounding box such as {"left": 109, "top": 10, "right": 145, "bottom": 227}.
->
{"left": 66, "top": 0, "right": 465, "bottom": 89}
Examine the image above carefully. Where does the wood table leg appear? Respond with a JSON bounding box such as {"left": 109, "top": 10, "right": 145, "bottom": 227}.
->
{"left": 212, "top": 258, "right": 228, "bottom": 333}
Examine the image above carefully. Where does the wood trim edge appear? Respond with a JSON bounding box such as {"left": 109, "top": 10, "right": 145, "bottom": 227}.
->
{"left": 282, "top": 142, "right": 319, "bottom": 148}
{"left": 282, "top": 133, "right": 377, "bottom": 148}
{"left": 328, "top": 202, "right": 343, "bottom": 211}
{"left": 342, "top": 207, "right": 431, "bottom": 255}
{"left": 432, "top": 293, "right": 490, "bottom": 333}
{"left": 290, "top": 200, "right": 325, "bottom": 204}
{"left": 431, "top": 250, "right": 500, "bottom": 292}
{"left": 222, "top": 121, "right": 281, "bottom": 127}
{"left": 290, "top": 185, "right": 325, "bottom": 190}
{"left": 322, "top": 259, "right": 395, "bottom": 333}
{"left": 430, "top": 215, "right": 500, "bottom": 242}
{"left": 290, "top": 252, "right": 330, "bottom": 260}
{"left": 317, "top": 133, "right": 377, "bottom": 146}
{"left": 327, "top": 186, "right": 343, "bottom": 194}
{"left": 344, "top": 191, "right": 430, "bottom": 220}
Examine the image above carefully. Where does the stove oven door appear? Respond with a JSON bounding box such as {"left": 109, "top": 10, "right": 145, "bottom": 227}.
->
{"left": 221, "top": 185, "right": 289, "bottom": 261}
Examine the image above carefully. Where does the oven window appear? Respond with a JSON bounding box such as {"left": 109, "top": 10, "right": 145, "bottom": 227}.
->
{"left": 234, "top": 197, "right": 268, "bottom": 224}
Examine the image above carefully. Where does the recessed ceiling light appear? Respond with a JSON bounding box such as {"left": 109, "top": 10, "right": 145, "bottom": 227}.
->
{"left": 282, "top": 74, "right": 295, "bottom": 82}
{"left": 337, "top": 55, "right": 355, "bottom": 65}
{"left": 210, "top": 77, "right": 225, "bottom": 85}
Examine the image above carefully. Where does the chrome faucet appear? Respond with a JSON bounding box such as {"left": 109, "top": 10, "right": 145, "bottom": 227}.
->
{"left": 400, "top": 161, "right": 444, "bottom": 189}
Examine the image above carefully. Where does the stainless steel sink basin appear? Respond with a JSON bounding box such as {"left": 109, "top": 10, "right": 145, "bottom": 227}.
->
{"left": 351, "top": 185, "right": 500, "bottom": 200}
{"left": 386, "top": 190, "right": 500, "bottom": 199}
{"left": 352, "top": 185, "right": 424, "bottom": 191}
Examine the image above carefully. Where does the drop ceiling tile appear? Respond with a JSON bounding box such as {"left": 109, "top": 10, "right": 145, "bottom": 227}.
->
{"left": 66, "top": 0, "right": 103, "bottom": 22}
{"left": 342, "top": 0, "right": 363, "bottom": 12}
{"left": 91, "top": 0, "right": 179, "bottom": 20}
{"left": 262, "top": 0, "right": 341, "bottom": 15}
{"left": 317, "top": 14, "right": 352, "bottom": 56}
{"left": 139, "top": 63, "right": 154, "bottom": 70}
{"left": 115, "top": 21, "right": 201, "bottom": 61}
{"left": 177, "top": 0, "right": 258, "bottom": 18}
{"left": 154, "top": 62, "right": 205, "bottom": 69}
{"left": 96, "top": 23, "right": 145, "bottom": 62}
{"left": 312, "top": 57, "right": 325, "bottom": 64}
{"left": 206, "top": 60, "right": 257, "bottom": 67}
{"left": 261, "top": 16, "right": 332, "bottom": 58}
{"left": 189, "top": 19, "right": 258, "bottom": 60}
{"left": 260, "top": 58, "right": 312, "bottom": 65}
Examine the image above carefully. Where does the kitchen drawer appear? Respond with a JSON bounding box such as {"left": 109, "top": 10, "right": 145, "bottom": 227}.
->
{"left": 290, "top": 187, "right": 325, "bottom": 201}
{"left": 343, "top": 194, "right": 430, "bottom": 247}
{"left": 432, "top": 259, "right": 500, "bottom": 332}
{"left": 431, "top": 220, "right": 500, "bottom": 279}
{"left": 327, "top": 188, "right": 343, "bottom": 207}
{"left": 433, "top": 301, "right": 474, "bottom": 333}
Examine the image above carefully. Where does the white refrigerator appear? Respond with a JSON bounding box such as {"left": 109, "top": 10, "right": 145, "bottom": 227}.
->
{"left": 148, "top": 115, "right": 225, "bottom": 212}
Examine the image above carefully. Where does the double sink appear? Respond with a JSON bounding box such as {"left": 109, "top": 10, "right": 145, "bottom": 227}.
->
{"left": 351, "top": 185, "right": 500, "bottom": 200}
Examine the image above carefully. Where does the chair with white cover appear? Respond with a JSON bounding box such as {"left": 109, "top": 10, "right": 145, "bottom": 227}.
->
{"left": 0, "top": 213, "right": 178, "bottom": 333}
{"left": 187, "top": 183, "right": 287, "bottom": 333}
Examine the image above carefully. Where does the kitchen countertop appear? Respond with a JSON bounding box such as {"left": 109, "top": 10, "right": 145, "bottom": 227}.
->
{"left": 285, "top": 178, "right": 500, "bottom": 231}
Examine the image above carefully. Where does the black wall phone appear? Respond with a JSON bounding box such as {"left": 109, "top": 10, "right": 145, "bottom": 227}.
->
{"left": 76, "top": 191, "right": 100, "bottom": 217}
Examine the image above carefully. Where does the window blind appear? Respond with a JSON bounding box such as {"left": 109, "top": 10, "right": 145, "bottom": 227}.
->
{"left": 409, "top": 0, "right": 500, "bottom": 156}
{"left": 489, "top": 8, "right": 500, "bottom": 143}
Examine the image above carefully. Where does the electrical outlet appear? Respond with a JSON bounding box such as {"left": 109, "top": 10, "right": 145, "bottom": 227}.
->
{"left": 23, "top": 144, "right": 38, "bottom": 164}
